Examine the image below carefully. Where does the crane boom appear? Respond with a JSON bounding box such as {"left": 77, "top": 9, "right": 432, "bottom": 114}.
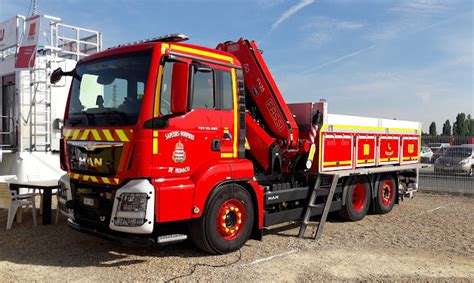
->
{"left": 217, "top": 39, "right": 299, "bottom": 153}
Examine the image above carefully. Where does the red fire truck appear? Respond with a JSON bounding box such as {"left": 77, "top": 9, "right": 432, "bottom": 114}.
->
{"left": 52, "top": 34, "right": 421, "bottom": 254}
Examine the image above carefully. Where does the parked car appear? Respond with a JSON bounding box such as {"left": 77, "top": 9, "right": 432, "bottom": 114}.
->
{"left": 434, "top": 145, "right": 474, "bottom": 176}
{"left": 431, "top": 146, "right": 448, "bottom": 163}
{"left": 420, "top": 146, "right": 433, "bottom": 163}
{"left": 428, "top": 142, "right": 450, "bottom": 149}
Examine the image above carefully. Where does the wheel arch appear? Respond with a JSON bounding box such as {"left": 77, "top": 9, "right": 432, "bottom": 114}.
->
{"left": 198, "top": 179, "right": 263, "bottom": 240}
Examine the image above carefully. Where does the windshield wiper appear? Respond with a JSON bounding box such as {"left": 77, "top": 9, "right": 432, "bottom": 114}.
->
{"left": 99, "top": 110, "right": 129, "bottom": 125}
{"left": 68, "top": 111, "right": 94, "bottom": 126}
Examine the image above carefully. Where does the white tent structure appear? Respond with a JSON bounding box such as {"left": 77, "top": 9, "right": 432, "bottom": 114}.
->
{"left": 0, "top": 13, "right": 103, "bottom": 181}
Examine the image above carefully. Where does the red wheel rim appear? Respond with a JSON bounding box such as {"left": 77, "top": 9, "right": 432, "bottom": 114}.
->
{"left": 216, "top": 199, "right": 245, "bottom": 240}
{"left": 352, "top": 183, "right": 366, "bottom": 211}
{"left": 380, "top": 180, "right": 394, "bottom": 206}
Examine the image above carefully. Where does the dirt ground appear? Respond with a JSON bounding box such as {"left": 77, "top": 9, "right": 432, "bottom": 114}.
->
{"left": 0, "top": 191, "right": 472, "bottom": 282}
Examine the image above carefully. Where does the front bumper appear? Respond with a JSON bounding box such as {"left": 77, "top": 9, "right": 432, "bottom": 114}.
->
{"left": 434, "top": 164, "right": 471, "bottom": 174}
{"left": 58, "top": 175, "right": 155, "bottom": 235}
{"left": 67, "top": 218, "right": 156, "bottom": 246}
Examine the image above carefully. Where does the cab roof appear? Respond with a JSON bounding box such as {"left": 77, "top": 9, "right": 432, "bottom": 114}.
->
{"left": 79, "top": 34, "right": 240, "bottom": 67}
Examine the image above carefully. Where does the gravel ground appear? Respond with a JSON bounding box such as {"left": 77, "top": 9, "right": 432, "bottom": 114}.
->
{"left": 0, "top": 191, "right": 473, "bottom": 282}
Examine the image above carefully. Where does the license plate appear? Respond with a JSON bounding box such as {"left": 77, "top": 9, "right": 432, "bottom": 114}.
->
{"left": 83, "top": 197, "right": 95, "bottom": 206}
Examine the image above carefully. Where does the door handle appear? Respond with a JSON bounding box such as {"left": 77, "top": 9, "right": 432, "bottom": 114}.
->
{"left": 211, "top": 139, "right": 221, "bottom": 151}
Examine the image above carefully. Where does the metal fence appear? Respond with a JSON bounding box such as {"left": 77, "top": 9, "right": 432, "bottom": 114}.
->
{"left": 418, "top": 136, "right": 473, "bottom": 196}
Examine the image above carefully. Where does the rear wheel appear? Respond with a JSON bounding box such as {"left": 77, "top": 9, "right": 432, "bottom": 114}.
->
{"left": 189, "top": 184, "right": 254, "bottom": 254}
{"left": 374, "top": 174, "right": 396, "bottom": 214}
{"left": 339, "top": 177, "right": 370, "bottom": 221}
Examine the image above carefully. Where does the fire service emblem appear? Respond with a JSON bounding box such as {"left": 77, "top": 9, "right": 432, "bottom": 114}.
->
{"left": 172, "top": 140, "right": 186, "bottom": 163}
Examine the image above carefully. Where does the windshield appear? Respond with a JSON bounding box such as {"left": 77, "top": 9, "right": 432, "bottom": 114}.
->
{"left": 66, "top": 51, "right": 152, "bottom": 126}
{"left": 444, "top": 148, "right": 472, "bottom": 158}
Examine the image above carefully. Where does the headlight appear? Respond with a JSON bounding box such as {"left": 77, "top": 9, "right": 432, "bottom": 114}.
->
{"left": 114, "top": 193, "right": 149, "bottom": 227}
{"left": 118, "top": 193, "right": 148, "bottom": 212}
{"left": 459, "top": 159, "right": 469, "bottom": 165}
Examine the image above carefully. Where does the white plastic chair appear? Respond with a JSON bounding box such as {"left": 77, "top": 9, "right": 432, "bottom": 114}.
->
{"left": 0, "top": 182, "right": 37, "bottom": 230}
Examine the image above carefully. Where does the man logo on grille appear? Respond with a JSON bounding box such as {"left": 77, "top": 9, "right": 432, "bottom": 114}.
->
{"left": 172, "top": 140, "right": 186, "bottom": 163}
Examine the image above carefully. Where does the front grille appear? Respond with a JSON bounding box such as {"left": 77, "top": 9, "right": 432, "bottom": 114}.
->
{"left": 71, "top": 181, "right": 117, "bottom": 230}
{"left": 67, "top": 141, "right": 123, "bottom": 175}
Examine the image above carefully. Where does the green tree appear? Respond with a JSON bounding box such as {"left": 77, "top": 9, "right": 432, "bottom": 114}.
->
{"left": 429, "top": 121, "right": 437, "bottom": 136}
{"left": 467, "top": 114, "right": 474, "bottom": 136}
{"left": 442, "top": 119, "right": 451, "bottom": 136}
{"left": 453, "top": 113, "right": 468, "bottom": 136}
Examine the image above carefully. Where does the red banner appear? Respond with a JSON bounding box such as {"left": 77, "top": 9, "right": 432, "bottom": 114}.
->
{"left": 15, "top": 15, "right": 40, "bottom": 69}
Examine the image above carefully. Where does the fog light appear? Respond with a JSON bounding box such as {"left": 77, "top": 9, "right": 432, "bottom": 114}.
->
{"left": 114, "top": 217, "right": 146, "bottom": 227}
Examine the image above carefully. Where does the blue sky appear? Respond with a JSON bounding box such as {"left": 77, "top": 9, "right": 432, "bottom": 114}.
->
{"left": 1, "top": 0, "right": 472, "bottom": 132}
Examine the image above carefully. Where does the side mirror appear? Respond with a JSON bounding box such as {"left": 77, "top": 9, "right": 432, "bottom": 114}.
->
{"left": 170, "top": 62, "right": 189, "bottom": 114}
{"left": 50, "top": 68, "right": 64, "bottom": 84}
{"left": 52, "top": 118, "right": 63, "bottom": 132}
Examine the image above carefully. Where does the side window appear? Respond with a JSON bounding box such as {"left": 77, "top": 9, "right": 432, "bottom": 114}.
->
{"left": 222, "top": 71, "right": 233, "bottom": 110}
{"left": 137, "top": 81, "right": 145, "bottom": 99}
{"left": 192, "top": 70, "right": 214, "bottom": 109}
{"left": 160, "top": 62, "right": 174, "bottom": 115}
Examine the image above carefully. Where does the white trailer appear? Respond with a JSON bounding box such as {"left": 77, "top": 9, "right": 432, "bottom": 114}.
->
{"left": 0, "top": 14, "right": 102, "bottom": 181}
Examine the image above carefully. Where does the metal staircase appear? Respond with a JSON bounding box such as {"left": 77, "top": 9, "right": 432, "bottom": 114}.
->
{"left": 29, "top": 58, "right": 52, "bottom": 151}
{"left": 298, "top": 173, "right": 339, "bottom": 239}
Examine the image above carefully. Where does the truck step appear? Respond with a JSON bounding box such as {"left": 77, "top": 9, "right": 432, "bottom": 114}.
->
{"left": 156, "top": 234, "right": 187, "bottom": 245}
{"left": 303, "top": 221, "right": 319, "bottom": 227}
{"left": 308, "top": 203, "right": 324, "bottom": 209}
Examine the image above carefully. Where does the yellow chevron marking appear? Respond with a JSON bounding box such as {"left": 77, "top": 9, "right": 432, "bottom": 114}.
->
{"left": 90, "top": 176, "right": 98, "bottom": 183}
{"left": 80, "top": 130, "right": 90, "bottom": 140}
{"left": 102, "top": 129, "right": 114, "bottom": 141}
{"left": 64, "top": 129, "right": 72, "bottom": 138}
{"left": 114, "top": 178, "right": 120, "bottom": 185}
{"left": 101, "top": 177, "right": 111, "bottom": 184}
{"left": 115, "top": 129, "right": 129, "bottom": 142}
{"left": 91, "top": 130, "right": 102, "bottom": 141}
{"left": 83, "top": 175, "right": 90, "bottom": 181}
{"left": 72, "top": 130, "right": 81, "bottom": 140}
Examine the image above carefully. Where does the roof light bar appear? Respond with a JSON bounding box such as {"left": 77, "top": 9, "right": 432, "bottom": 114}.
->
{"left": 109, "top": 34, "right": 189, "bottom": 50}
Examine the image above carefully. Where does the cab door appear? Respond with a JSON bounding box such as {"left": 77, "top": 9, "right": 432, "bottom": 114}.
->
{"left": 215, "top": 68, "right": 236, "bottom": 159}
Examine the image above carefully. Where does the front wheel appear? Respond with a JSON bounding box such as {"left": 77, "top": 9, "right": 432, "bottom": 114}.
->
{"left": 189, "top": 184, "right": 254, "bottom": 254}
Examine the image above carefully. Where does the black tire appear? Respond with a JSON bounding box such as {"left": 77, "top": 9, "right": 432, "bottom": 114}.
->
{"left": 374, "top": 174, "right": 396, "bottom": 214}
{"left": 189, "top": 184, "right": 254, "bottom": 254}
{"left": 339, "top": 177, "right": 370, "bottom": 221}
